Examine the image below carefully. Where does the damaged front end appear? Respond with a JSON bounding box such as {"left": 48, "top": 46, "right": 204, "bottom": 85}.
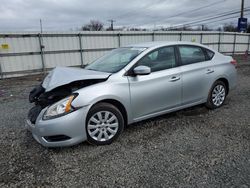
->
{"left": 27, "top": 67, "right": 111, "bottom": 124}
{"left": 28, "top": 79, "right": 105, "bottom": 123}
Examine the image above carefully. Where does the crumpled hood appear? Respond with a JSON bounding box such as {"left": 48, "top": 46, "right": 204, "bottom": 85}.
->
{"left": 42, "top": 67, "right": 111, "bottom": 92}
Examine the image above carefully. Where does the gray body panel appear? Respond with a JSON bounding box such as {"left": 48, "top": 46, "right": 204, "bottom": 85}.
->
{"left": 128, "top": 67, "right": 182, "bottom": 120}
{"left": 27, "top": 41, "right": 237, "bottom": 147}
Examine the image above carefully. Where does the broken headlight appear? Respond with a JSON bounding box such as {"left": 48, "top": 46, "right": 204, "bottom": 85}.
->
{"left": 43, "top": 94, "right": 77, "bottom": 120}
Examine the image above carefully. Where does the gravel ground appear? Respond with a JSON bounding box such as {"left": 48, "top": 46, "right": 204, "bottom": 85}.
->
{"left": 0, "top": 57, "right": 249, "bottom": 187}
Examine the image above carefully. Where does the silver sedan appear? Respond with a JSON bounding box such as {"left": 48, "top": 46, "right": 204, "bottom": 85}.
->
{"left": 26, "top": 41, "right": 237, "bottom": 147}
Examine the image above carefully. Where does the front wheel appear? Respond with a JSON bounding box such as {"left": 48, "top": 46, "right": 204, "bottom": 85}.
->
{"left": 86, "top": 102, "right": 124, "bottom": 145}
{"left": 206, "top": 80, "right": 227, "bottom": 109}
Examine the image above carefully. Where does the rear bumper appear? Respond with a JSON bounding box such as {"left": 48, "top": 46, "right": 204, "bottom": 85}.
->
{"left": 25, "top": 106, "right": 89, "bottom": 147}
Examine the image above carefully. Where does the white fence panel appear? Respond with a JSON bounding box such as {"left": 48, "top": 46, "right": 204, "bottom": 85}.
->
{"left": 236, "top": 34, "right": 248, "bottom": 43}
{"left": 154, "top": 33, "right": 180, "bottom": 41}
{"left": 44, "top": 52, "right": 81, "bottom": 68}
{"left": 120, "top": 34, "right": 152, "bottom": 46}
{"left": 202, "top": 34, "right": 219, "bottom": 43}
{"left": 83, "top": 50, "right": 109, "bottom": 65}
{"left": 182, "top": 34, "right": 201, "bottom": 43}
{"left": 42, "top": 36, "right": 79, "bottom": 51}
{"left": 220, "top": 33, "right": 235, "bottom": 43}
{"left": 82, "top": 35, "right": 118, "bottom": 49}
{"left": 1, "top": 55, "right": 42, "bottom": 73}
{"left": 206, "top": 44, "right": 219, "bottom": 51}
{"left": 0, "top": 36, "right": 39, "bottom": 53}
{"left": 220, "top": 44, "right": 234, "bottom": 53}
{"left": 0, "top": 31, "right": 249, "bottom": 78}
{"left": 235, "top": 44, "right": 249, "bottom": 52}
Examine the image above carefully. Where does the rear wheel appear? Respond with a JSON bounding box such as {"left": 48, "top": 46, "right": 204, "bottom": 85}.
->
{"left": 206, "top": 80, "right": 227, "bottom": 109}
{"left": 86, "top": 102, "right": 124, "bottom": 145}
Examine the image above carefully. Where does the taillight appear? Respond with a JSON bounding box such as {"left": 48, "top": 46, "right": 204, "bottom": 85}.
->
{"left": 230, "top": 59, "right": 237, "bottom": 68}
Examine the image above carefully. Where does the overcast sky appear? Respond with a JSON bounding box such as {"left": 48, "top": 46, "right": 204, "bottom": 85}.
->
{"left": 0, "top": 0, "right": 249, "bottom": 31}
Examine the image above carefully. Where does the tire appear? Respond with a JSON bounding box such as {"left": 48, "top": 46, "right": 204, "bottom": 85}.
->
{"left": 86, "top": 102, "right": 124, "bottom": 145}
{"left": 206, "top": 80, "right": 227, "bottom": 109}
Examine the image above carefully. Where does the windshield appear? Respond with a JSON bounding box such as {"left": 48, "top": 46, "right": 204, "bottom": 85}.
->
{"left": 85, "top": 47, "right": 146, "bottom": 73}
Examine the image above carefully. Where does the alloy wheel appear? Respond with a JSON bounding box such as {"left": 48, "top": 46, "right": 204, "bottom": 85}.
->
{"left": 212, "top": 84, "right": 226, "bottom": 106}
{"left": 87, "top": 111, "right": 119, "bottom": 142}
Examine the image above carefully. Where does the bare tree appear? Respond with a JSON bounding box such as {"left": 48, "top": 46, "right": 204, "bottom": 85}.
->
{"left": 82, "top": 20, "right": 104, "bottom": 31}
{"left": 223, "top": 23, "right": 237, "bottom": 32}
{"left": 201, "top": 25, "right": 212, "bottom": 31}
{"left": 216, "top": 27, "right": 223, "bottom": 32}
{"left": 247, "top": 24, "right": 250, "bottom": 33}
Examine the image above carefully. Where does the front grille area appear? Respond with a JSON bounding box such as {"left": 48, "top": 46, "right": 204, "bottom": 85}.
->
{"left": 43, "top": 135, "right": 71, "bottom": 142}
{"left": 28, "top": 105, "right": 42, "bottom": 124}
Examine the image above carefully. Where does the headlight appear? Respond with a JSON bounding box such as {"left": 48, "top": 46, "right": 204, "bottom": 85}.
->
{"left": 43, "top": 95, "right": 77, "bottom": 120}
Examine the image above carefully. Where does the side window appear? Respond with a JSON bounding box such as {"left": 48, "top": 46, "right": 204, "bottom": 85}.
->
{"left": 206, "top": 49, "right": 215, "bottom": 60}
{"left": 179, "top": 46, "right": 206, "bottom": 65}
{"left": 137, "top": 46, "right": 176, "bottom": 72}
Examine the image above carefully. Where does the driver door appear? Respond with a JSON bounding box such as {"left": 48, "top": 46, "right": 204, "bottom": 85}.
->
{"left": 127, "top": 46, "right": 182, "bottom": 121}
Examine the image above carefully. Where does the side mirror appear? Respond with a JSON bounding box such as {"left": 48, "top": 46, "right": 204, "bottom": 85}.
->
{"left": 133, "top": 66, "right": 151, "bottom": 76}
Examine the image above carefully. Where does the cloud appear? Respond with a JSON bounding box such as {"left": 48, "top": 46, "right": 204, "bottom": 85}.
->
{"left": 0, "top": 0, "right": 249, "bottom": 31}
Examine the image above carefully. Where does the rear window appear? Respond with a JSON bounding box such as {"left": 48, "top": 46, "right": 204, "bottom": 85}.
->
{"left": 206, "top": 49, "right": 215, "bottom": 60}
{"left": 179, "top": 46, "right": 206, "bottom": 65}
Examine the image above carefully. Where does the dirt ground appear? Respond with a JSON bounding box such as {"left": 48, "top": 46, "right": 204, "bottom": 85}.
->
{"left": 0, "top": 56, "right": 249, "bottom": 187}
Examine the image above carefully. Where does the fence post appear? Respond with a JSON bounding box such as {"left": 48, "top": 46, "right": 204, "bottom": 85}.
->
{"left": 233, "top": 32, "right": 237, "bottom": 55}
{"left": 152, "top": 32, "right": 155, "bottom": 41}
{"left": 218, "top": 32, "right": 221, "bottom": 52}
{"left": 179, "top": 32, "right": 182, "bottom": 41}
{"left": 247, "top": 34, "right": 250, "bottom": 53}
{"left": 78, "top": 33, "right": 84, "bottom": 67}
{"left": 0, "top": 61, "right": 3, "bottom": 79}
{"left": 38, "top": 33, "right": 45, "bottom": 74}
{"left": 118, "top": 33, "right": 121, "bottom": 47}
{"left": 200, "top": 32, "right": 203, "bottom": 44}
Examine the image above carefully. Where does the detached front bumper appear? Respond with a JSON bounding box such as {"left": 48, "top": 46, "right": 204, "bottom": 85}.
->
{"left": 25, "top": 106, "right": 89, "bottom": 147}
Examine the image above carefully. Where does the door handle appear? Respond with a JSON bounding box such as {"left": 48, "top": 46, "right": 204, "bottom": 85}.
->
{"left": 170, "top": 76, "right": 180, "bottom": 82}
{"left": 206, "top": 69, "right": 214, "bottom": 74}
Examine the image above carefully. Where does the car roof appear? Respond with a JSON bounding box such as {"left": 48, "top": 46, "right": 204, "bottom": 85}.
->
{"left": 125, "top": 41, "right": 210, "bottom": 49}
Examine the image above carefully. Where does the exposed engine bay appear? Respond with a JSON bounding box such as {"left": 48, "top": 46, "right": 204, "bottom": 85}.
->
{"left": 28, "top": 79, "right": 107, "bottom": 124}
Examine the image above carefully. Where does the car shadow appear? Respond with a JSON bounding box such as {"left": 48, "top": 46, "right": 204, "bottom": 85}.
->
{"left": 126, "top": 104, "right": 209, "bottom": 129}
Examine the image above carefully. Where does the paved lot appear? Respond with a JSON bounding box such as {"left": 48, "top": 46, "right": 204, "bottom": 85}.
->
{"left": 0, "top": 57, "right": 250, "bottom": 187}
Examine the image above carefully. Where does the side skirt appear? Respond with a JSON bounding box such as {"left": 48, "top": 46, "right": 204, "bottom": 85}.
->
{"left": 131, "top": 100, "right": 205, "bottom": 123}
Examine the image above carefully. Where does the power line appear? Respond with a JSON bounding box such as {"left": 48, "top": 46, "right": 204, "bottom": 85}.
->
{"left": 167, "top": 8, "right": 250, "bottom": 29}
{"left": 126, "top": 0, "right": 227, "bottom": 27}
{"left": 114, "top": 0, "right": 168, "bottom": 20}
{"left": 145, "top": 7, "right": 250, "bottom": 29}
{"left": 132, "top": 0, "right": 227, "bottom": 26}
{"left": 173, "top": 12, "right": 250, "bottom": 29}
{"left": 142, "top": 7, "right": 249, "bottom": 28}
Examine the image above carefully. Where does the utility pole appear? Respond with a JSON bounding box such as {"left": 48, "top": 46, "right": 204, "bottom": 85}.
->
{"left": 241, "top": 0, "right": 244, "bottom": 18}
{"left": 108, "top": 19, "right": 115, "bottom": 31}
{"left": 40, "top": 19, "right": 43, "bottom": 33}
{"left": 238, "top": 0, "right": 247, "bottom": 33}
{"left": 39, "top": 19, "right": 45, "bottom": 74}
{"left": 201, "top": 25, "right": 204, "bottom": 31}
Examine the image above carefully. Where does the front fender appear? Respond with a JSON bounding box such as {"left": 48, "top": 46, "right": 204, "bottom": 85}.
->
{"left": 71, "top": 78, "right": 132, "bottom": 123}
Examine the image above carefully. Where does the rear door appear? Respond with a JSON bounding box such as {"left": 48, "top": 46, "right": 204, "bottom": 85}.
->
{"left": 177, "top": 45, "right": 209, "bottom": 105}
